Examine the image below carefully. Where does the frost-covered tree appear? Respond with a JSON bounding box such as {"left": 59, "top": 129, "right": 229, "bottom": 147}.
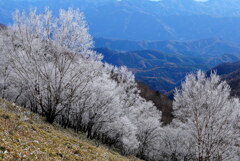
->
{"left": 158, "top": 126, "right": 195, "bottom": 161}
{"left": 0, "top": 32, "right": 10, "bottom": 99}
{"left": 0, "top": 8, "right": 165, "bottom": 159}
{"left": 110, "top": 65, "right": 163, "bottom": 159}
{"left": 1, "top": 8, "right": 98, "bottom": 123}
{"left": 100, "top": 116, "right": 140, "bottom": 155}
{"left": 173, "top": 70, "right": 240, "bottom": 161}
{"left": 0, "top": 30, "right": 25, "bottom": 103}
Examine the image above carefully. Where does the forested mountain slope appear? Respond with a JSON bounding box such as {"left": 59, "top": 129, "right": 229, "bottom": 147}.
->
{"left": 96, "top": 48, "right": 240, "bottom": 93}
{"left": 137, "top": 82, "right": 173, "bottom": 124}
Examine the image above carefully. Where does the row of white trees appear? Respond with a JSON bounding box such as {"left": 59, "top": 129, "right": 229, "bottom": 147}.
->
{"left": 0, "top": 9, "right": 239, "bottom": 161}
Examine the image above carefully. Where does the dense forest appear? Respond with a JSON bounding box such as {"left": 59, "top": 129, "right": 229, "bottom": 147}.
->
{"left": 0, "top": 9, "right": 239, "bottom": 161}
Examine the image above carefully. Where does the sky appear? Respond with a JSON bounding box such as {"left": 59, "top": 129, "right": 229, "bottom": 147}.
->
{"left": 194, "top": 0, "right": 208, "bottom": 1}
{"left": 150, "top": 0, "right": 208, "bottom": 1}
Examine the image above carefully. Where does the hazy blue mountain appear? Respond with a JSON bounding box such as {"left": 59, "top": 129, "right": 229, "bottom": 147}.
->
{"left": 95, "top": 48, "right": 240, "bottom": 93}
{"left": 207, "top": 61, "right": 240, "bottom": 97}
{"left": 2, "top": 0, "right": 240, "bottom": 93}
{"left": 94, "top": 38, "right": 240, "bottom": 56}
{"left": 0, "top": 24, "right": 6, "bottom": 30}
{"left": 95, "top": 38, "right": 240, "bottom": 93}
{"left": 2, "top": 0, "right": 240, "bottom": 42}
{"left": 209, "top": 61, "right": 240, "bottom": 76}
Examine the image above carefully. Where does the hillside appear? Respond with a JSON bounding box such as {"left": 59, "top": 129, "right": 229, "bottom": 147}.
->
{"left": 0, "top": 99, "right": 140, "bottom": 161}
{"left": 137, "top": 82, "right": 173, "bottom": 124}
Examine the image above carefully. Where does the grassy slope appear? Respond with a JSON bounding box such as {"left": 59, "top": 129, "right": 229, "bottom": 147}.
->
{"left": 0, "top": 99, "right": 141, "bottom": 161}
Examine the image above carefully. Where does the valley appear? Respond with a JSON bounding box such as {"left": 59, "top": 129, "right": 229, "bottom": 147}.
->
{"left": 2, "top": 0, "right": 240, "bottom": 95}
{"left": 95, "top": 38, "right": 240, "bottom": 93}
{"left": 1, "top": 1, "right": 240, "bottom": 160}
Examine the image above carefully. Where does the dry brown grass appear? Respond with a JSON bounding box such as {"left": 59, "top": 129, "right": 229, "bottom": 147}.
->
{"left": 0, "top": 99, "right": 142, "bottom": 161}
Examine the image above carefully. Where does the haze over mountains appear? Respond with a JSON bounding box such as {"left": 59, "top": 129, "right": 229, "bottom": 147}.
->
{"left": 94, "top": 37, "right": 240, "bottom": 93}
{"left": 1, "top": 0, "right": 240, "bottom": 94}
{"left": 2, "top": 0, "right": 240, "bottom": 42}
{"left": 95, "top": 45, "right": 240, "bottom": 93}
{"left": 1, "top": 3, "right": 240, "bottom": 160}
{"left": 94, "top": 38, "right": 240, "bottom": 56}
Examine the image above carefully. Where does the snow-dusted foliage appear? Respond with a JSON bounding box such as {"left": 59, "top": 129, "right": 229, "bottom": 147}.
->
{"left": 0, "top": 8, "right": 239, "bottom": 161}
{"left": 158, "top": 126, "right": 195, "bottom": 160}
{"left": 1, "top": 9, "right": 98, "bottom": 123}
{"left": 171, "top": 71, "right": 240, "bottom": 161}
{"left": 0, "top": 8, "right": 162, "bottom": 159}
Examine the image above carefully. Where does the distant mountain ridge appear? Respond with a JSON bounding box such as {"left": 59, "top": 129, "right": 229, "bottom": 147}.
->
{"left": 2, "top": 0, "right": 240, "bottom": 94}
{"left": 2, "top": 0, "right": 240, "bottom": 42}
{"left": 94, "top": 38, "right": 240, "bottom": 56}
{"left": 0, "top": 24, "right": 6, "bottom": 30}
{"left": 209, "top": 61, "right": 240, "bottom": 76}
{"left": 94, "top": 38, "right": 240, "bottom": 93}
{"left": 95, "top": 47, "right": 240, "bottom": 93}
{"left": 208, "top": 61, "right": 240, "bottom": 97}
{"left": 2, "top": 0, "right": 239, "bottom": 17}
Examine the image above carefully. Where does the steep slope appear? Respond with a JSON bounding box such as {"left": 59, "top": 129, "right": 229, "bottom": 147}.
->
{"left": 0, "top": 99, "right": 140, "bottom": 161}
